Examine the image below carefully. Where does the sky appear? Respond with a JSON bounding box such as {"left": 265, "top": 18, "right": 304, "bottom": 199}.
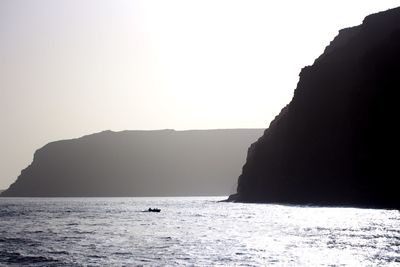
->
{"left": 1, "top": 0, "right": 399, "bottom": 189}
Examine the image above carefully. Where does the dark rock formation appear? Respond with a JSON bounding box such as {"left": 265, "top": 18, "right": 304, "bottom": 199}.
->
{"left": 229, "top": 7, "right": 400, "bottom": 209}
{"left": 1, "top": 129, "right": 263, "bottom": 197}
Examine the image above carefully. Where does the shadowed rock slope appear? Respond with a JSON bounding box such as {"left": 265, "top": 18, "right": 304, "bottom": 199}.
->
{"left": 229, "top": 7, "right": 400, "bottom": 209}
{"left": 1, "top": 129, "right": 263, "bottom": 197}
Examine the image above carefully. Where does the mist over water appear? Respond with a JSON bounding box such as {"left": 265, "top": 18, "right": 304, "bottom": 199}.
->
{"left": 0, "top": 197, "right": 399, "bottom": 266}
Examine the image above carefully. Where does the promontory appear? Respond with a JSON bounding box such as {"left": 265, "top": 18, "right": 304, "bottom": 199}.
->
{"left": 1, "top": 129, "right": 263, "bottom": 197}
{"left": 229, "top": 7, "right": 400, "bottom": 209}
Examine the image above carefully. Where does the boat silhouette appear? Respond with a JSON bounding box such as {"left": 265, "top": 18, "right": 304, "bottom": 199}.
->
{"left": 144, "top": 208, "right": 161, "bottom": 212}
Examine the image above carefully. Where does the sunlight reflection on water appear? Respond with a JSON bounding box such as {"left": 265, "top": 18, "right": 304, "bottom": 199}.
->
{"left": 0, "top": 197, "right": 399, "bottom": 266}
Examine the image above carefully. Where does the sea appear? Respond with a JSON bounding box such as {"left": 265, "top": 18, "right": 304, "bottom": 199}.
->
{"left": 0, "top": 197, "right": 399, "bottom": 266}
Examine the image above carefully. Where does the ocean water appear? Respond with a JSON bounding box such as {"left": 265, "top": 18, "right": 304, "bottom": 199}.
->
{"left": 0, "top": 197, "right": 399, "bottom": 266}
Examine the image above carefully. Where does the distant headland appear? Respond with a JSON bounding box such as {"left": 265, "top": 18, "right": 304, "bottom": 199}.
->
{"left": 229, "top": 7, "right": 400, "bottom": 209}
{"left": 1, "top": 129, "right": 263, "bottom": 197}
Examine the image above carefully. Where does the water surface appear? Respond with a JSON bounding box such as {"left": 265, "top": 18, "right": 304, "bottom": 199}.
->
{"left": 0, "top": 197, "right": 399, "bottom": 266}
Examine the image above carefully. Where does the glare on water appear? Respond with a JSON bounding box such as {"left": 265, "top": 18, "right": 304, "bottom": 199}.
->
{"left": 0, "top": 197, "right": 399, "bottom": 266}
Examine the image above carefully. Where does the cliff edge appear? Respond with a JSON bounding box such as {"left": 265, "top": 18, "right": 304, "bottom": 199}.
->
{"left": 229, "top": 7, "right": 400, "bottom": 209}
{"left": 1, "top": 129, "right": 263, "bottom": 197}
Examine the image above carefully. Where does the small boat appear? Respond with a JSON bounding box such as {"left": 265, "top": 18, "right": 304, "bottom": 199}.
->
{"left": 144, "top": 208, "right": 161, "bottom": 212}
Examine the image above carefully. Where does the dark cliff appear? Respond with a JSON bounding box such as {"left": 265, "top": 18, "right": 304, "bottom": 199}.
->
{"left": 229, "top": 7, "right": 400, "bottom": 209}
{"left": 1, "top": 129, "right": 263, "bottom": 197}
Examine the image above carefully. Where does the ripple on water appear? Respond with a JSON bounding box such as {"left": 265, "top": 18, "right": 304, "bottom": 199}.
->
{"left": 0, "top": 197, "right": 399, "bottom": 266}
{"left": 0, "top": 251, "right": 58, "bottom": 265}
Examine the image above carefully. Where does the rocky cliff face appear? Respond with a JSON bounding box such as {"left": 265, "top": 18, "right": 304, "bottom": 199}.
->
{"left": 1, "top": 129, "right": 263, "bottom": 197}
{"left": 229, "top": 7, "right": 400, "bottom": 209}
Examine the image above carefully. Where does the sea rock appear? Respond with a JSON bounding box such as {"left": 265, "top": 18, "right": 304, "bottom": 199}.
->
{"left": 230, "top": 7, "right": 400, "bottom": 209}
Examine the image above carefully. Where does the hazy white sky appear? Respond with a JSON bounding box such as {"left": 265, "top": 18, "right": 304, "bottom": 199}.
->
{"left": 1, "top": 0, "right": 399, "bottom": 189}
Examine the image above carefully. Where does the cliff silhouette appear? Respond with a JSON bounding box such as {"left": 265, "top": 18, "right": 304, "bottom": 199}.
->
{"left": 229, "top": 7, "right": 400, "bottom": 209}
{"left": 1, "top": 129, "right": 263, "bottom": 197}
